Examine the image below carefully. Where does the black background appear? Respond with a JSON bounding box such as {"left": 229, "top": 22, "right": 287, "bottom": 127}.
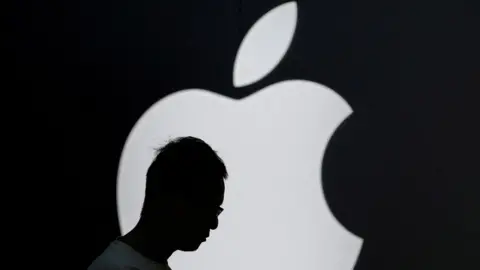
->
{"left": 15, "top": 0, "right": 479, "bottom": 269}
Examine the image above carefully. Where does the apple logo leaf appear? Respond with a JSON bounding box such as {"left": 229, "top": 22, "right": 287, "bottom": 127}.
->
{"left": 233, "top": 1, "right": 297, "bottom": 88}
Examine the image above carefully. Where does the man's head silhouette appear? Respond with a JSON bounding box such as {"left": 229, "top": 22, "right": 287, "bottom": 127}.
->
{"left": 120, "top": 136, "right": 228, "bottom": 263}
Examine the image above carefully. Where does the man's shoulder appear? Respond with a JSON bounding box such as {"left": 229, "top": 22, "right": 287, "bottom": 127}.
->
{"left": 88, "top": 265, "right": 141, "bottom": 270}
{"left": 87, "top": 240, "right": 170, "bottom": 270}
{"left": 87, "top": 241, "right": 126, "bottom": 270}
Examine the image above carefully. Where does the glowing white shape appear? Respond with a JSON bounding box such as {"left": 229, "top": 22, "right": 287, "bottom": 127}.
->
{"left": 233, "top": 1, "right": 297, "bottom": 88}
{"left": 117, "top": 1, "right": 363, "bottom": 269}
{"left": 117, "top": 82, "right": 363, "bottom": 270}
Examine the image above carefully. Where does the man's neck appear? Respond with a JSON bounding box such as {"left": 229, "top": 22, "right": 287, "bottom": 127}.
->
{"left": 119, "top": 224, "right": 175, "bottom": 265}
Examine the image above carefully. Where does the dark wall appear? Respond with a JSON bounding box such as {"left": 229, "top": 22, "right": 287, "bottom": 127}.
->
{"left": 18, "top": 0, "right": 479, "bottom": 269}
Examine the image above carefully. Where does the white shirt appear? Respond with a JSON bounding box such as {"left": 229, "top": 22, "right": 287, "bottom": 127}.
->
{"left": 88, "top": 240, "right": 172, "bottom": 270}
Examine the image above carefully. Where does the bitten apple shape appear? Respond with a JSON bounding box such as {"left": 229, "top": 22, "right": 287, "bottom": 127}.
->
{"left": 117, "top": 2, "right": 363, "bottom": 270}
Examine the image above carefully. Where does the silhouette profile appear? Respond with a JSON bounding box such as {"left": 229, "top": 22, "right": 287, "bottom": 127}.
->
{"left": 88, "top": 136, "right": 228, "bottom": 270}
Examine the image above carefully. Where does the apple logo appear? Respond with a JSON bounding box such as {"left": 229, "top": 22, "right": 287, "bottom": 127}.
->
{"left": 117, "top": 1, "right": 363, "bottom": 270}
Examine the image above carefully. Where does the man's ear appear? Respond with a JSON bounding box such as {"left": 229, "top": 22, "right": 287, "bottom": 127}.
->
{"left": 167, "top": 194, "right": 190, "bottom": 218}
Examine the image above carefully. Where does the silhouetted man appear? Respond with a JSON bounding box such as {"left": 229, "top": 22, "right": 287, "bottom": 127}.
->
{"left": 88, "top": 136, "right": 228, "bottom": 270}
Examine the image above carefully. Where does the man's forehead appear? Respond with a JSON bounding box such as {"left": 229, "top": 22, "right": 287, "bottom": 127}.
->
{"left": 187, "top": 181, "right": 224, "bottom": 206}
{"left": 205, "top": 184, "right": 225, "bottom": 206}
{"left": 214, "top": 191, "right": 224, "bottom": 206}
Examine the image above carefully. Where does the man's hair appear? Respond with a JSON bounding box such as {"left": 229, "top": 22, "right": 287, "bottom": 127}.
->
{"left": 141, "top": 136, "right": 228, "bottom": 216}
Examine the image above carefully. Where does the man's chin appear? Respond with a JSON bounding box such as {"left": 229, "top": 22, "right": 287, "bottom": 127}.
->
{"left": 179, "top": 241, "right": 203, "bottom": 252}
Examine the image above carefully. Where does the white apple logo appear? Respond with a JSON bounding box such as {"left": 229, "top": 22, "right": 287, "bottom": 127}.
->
{"left": 117, "top": 1, "right": 363, "bottom": 270}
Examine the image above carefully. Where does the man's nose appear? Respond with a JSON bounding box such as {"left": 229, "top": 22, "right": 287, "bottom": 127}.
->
{"left": 210, "top": 216, "right": 219, "bottom": 230}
